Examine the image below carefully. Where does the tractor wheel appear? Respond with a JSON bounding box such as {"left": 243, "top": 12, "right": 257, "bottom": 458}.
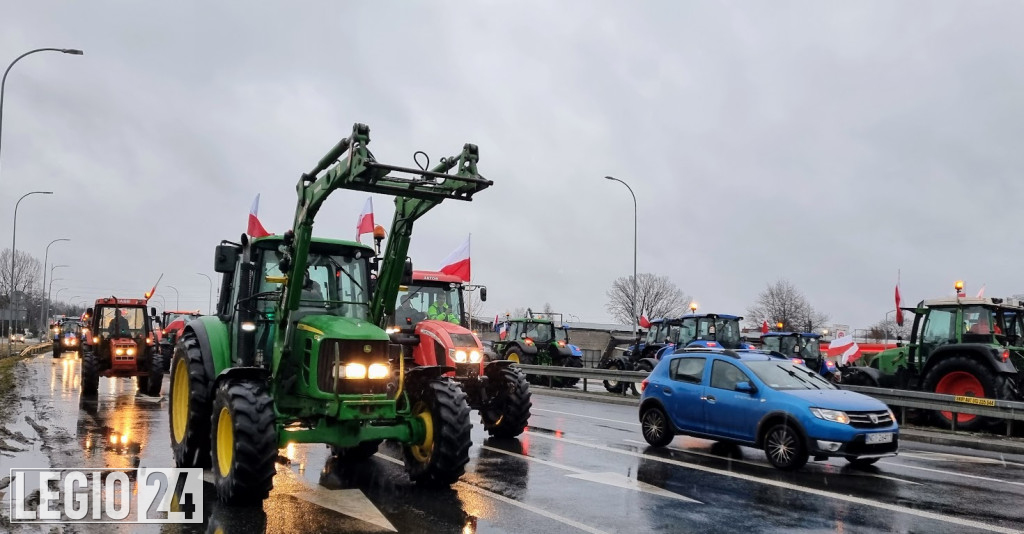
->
{"left": 601, "top": 361, "right": 627, "bottom": 394}
{"left": 555, "top": 357, "right": 583, "bottom": 388}
{"left": 210, "top": 378, "right": 277, "bottom": 505}
{"left": 506, "top": 348, "right": 539, "bottom": 384}
{"left": 481, "top": 367, "right": 532, "bottom": 438}
{"left": 403, "top": 378, "right": 472, "bottom": 485}
{"left": 53, "top": 344, "right": 61, "bottom": 358}
{"left": 169, "top": 333, "right": 213, "bottom": 468}
{"left": 629, "top": 360, "right": 656, "bottom": 395}
{"left": 923, "top": 356, "right": 1003, "bottom": 431}
{"left": 640, "top": 406, "right": 674, "bottom": 447}
{"left": 330, "top": 440, "right": 382, "bottom": 462}
{"left": 81, "top": 349, "right": 100, "bottom": 395}
{"left": 145, "top": 349, "right": 165, "bottom": 397}
{"left": 763, "top": 423, "right": 808, "bottom": 471}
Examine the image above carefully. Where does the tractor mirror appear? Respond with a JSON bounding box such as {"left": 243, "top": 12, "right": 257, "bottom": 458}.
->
{"left": 85, "top": 307, "right": 93, "bottom": 317}
{"left": 214, "top": 245, "right": 239, "bottom": 273}
{"left": 151, "top": 307, "right": 157, "bottom": 317}
{"left": 480, "top": 287, "right": 487, "bottom": 301}
{"left": 401, "top": 258, "right": 414, "bottom": 286}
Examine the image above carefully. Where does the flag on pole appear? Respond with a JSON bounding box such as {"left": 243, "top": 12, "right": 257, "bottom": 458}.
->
{"left": 248, "top": 194, "right": 272, "bottom": 238}
{"left": 355, "top": 197, "right": 374, "bottom": 243}
{"left": 493, "top": 314, "right": 499, "bottom": 331}
{"left": 977, "top": 285, "right": 986, "bottom": 298}
{"left": 498, "top": 322, "right": 508, "bottom": 340}
{"left": 895, "top": 278, "right": 904, "bottom": 327}
{"left": 761, "top": 320, "right": 770, "bottom": 334}
{"left": 439, "top": 235, "right": 471, "bottom": 282}
{"left": 639, "top": 315, "right": 651, "bottom": 329}
{"left": 828, "top": 333, "right": 863, "bottom": 365}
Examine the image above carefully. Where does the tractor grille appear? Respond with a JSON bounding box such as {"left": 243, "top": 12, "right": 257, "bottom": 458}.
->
{"left": 847, "top": 410, "right": 894, "bottom": 428}
{"left": 316, "top": 339, "right": 390, "bottom": 394}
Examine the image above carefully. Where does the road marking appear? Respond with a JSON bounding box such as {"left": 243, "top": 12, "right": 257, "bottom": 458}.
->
{"left": 527, "top": 431, "right": 1020, "bottom": 534}
{"left": 481, "top": 445, "right": 700, "bottom": 503}
{"left": 291, "top": 488, "right": 397, "bottom": 532}
{"left": 877, "top": 461, "right": 1024, "bottom": 488}
{"left": 621, "top": 439, "right": 922, "bottom": 486}
{"left": 898, "top": 451, "right": 1024, "bottom": 468}
{"left": 373, "top": 453, "right": 611, "bottom": 534}
{"left": 532, "top": 408, "right": 640, "bottom": 427}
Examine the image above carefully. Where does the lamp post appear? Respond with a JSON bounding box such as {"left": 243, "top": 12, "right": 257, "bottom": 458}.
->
{"left": 196, "top": 273, "right": 212, "bottom": 315}
{"left": 604, "top": 176, "right": 637, "bottom": 336}
{"left": 39, "top": 237, "right": 70, "bottom": 331}
{"left": 0, "top": 48, "right": 84, "bottom": 176}
{"left": 7, "top": 191, "right": 52, "bottom": 343}
{"left": 46, "top": 267, "right": 67, "bottom": 322}
{"left": 167, "top": 285, "right": 180, "bottom": 310}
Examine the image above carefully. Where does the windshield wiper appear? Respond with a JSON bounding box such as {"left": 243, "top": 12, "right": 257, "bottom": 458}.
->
{"left": 783, "top": 367, "right": 822, "bottom": 390}
{"left": 328, "top": 257, "right": 365, "bottom": 293}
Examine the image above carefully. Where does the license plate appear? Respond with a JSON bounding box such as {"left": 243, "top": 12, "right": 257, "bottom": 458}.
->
{"left": 866, "top": 432, "right": 893, "bottom": 444}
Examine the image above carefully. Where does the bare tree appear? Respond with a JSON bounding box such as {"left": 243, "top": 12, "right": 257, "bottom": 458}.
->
{"left": 868, "top": 316, "right": 910, "bottom": 342}
{"left": 0, "top": 249, "right": 42, "bottom": 332}
{"left": 746, "top": 278, "right": 829, "bottom": 332}
{"left": 605, "top": 273, "right": 691, "bottom": 325}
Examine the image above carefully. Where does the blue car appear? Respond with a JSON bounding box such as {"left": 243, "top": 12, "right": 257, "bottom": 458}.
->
{"left": 638, "top": 348, "right": 899, "bottom": 470}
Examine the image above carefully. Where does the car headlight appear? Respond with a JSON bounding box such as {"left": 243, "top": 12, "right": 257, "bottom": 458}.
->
{"left": 367, "top": 363, "right": 390, "bottom": 379}
{"left": 453, "top": 350, "right": 468, "bottom": 363}
{"left": 887, "top": 408, "right": 896, "bottom": 422}
{"left": 469, "top": 350, "right": 482, "bottom": 363}
{"left": 810, "top": 407, "right": 850, "bottom": 424}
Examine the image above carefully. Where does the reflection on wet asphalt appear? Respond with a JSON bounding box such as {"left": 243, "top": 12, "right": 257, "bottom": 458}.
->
{"left": 2, "top": 353, "right": 1023, "bottom": 534}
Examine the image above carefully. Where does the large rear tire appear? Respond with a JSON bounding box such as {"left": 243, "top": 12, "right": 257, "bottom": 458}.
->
{"left": 629, "top": 360, "right": 656, "bottom": 395}
{"left": 53, "top": 343, "right": 61, "bottom": 359}
{"left": 81, "top": 349, "right": 100, "bottom": 395}
{"left": 169, "top": 333, "right": 213, "bottom": 468}
{"left": 555, "top": 357, "right": 583, "bottom": 388}
{"left": 145, "top": 349, "right": 165, "bottom": 397}
{"left": 602, "top": 360, "right": 627, "bottom": 394}
{"left": 923, "top": 356, "right": 1002, "bottom": 431}
{"left": 403, "top": 378, "right": 472, "bottom": 485}
{"left": 210, "top": 379, "right": 277, "bottom": 505}
{"left": 481, "top": 366, "right": 532, "bottom": 438}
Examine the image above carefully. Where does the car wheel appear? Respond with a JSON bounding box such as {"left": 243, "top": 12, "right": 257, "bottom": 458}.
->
{"left": 640, "top": 407, "right": 674, "bottom": 447}
{"left": 763, "top": 423, "right": 808, "bottom": 470}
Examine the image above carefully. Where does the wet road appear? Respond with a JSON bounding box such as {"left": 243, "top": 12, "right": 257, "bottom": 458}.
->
{"left": 2, "top": 353, "right": 1024, "bottom": 533}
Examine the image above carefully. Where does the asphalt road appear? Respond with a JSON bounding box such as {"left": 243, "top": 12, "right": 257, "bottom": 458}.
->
{"left": 2, "top": 352, "right": 1023, "bottom": 533}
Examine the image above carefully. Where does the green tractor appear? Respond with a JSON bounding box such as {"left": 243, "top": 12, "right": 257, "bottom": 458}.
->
{"left": 167, "top": 123, "right": 493, "bottom": 505}
{"left": 492, "top": 311, "right": 584, "bottom": 387}
{"left": 843, "top": 293, "right": 1024, "bottom": 430}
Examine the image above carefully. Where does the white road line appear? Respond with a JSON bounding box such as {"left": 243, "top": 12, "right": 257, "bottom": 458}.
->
{"left": 374, "top": 453, "right": 611, "bottom": 534}
{"left": 621, "top": 439, "right": 922, "bottom": 486}
{"left": 526, "top": 431, "right": 1020, "bottom": 534}
{"left": 877, "top": 461, "right": 1024, "bottom": 488}
{"left": 531, "top": 408, "right": 640, "bottom": 427}
{"left": 898, "top": 451, "right": 1024, "bottom": 469}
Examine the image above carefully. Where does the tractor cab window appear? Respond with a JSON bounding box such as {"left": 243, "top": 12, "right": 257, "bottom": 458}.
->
{"left": 395, "top": 283, "right": 463, "bottom": 327}
{"left": 715, "top": 318, "right": 741, "bottom": 348}
{"left": 506, "top": 321, "right": 522, "bottom": 341}
{"left": 678, "top": 317, "right": 698, "bottom": 346}
{"left": 962, "top": 306, "right": 1004, "bottom": 342}
{"left": 1003, "top": 311, "right": 1024, "bottom": 345}
{"left": 62, "top": 322, "right": 81, "bottom": 336}
{"left": 525, "top": 322, "right": 555, "bottom": 343}
{"left": 555, "top": 327, "right": 569, "bottom": 343}
{"left": 645, "top": 323, "right": 664, "bottom": 345}
{"left": 99, "top": 307, "right": 146, "bottom": 338}
{"left": 259, "top": 248, "right": 371, "bottom": 320}
{"left": 919, "top": 307, "right": 957, "bottom": 360}
{"left": 665, "top": 324, "right": 681, "bottom": 344}
{"left": 801, "top": 337, "right": 822, "bottom": 360}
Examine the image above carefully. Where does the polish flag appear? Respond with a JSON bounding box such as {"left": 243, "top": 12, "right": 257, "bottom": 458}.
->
{"left": 828, "top": 334, "right": 863, "bottom": 365}
{"left": 894, "top": 283, "right": 904, "bottom": 327}
{"left": 248, "top": 194, "right": 272, "bottom": 238}
{"left": 761, "top": 320, "right": 770, "bottom": 334}
{"left": 439, "top": 235, "right": 471, "bottom": 282}
{"left": 639, "top": 315, "right": 651, "bottom": 329}
{"left": 977, "top": 285, "right": 986, "bottom": 298}
{"left": 493, "top": 314, "right": 499, "bottom": 330}
{"left": 355, "top": 197, "right": 374, "bottom": 243}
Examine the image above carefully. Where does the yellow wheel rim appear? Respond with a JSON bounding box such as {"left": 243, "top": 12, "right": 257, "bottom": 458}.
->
{"left": 507, "top": 354, "right": 520, "bottom": 364}
{"left": 409, "top": 402, "right": 434, "bottom": 463}
{"left": 171, "top": 358, "right": 189, "bottom": 443}
{"left": 216, "top": 407, "right": 233, "bottom": 477}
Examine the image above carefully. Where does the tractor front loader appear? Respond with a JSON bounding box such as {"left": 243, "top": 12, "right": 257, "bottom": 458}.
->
{"left": 167, "top": 123, "right": 493, "bottom": 505}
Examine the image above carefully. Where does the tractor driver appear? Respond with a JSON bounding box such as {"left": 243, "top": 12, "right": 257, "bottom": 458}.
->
{"left": 396, "top": 297, "right": 419, "bottom": 326}
{"left": 427, "top": 293, "right": 459, "bottom": 324}
{"left": 107, "top": 310, "right": 130, "bottom": 336}
{"left": 301, "top": 271, "right": 324, "bottom": 303}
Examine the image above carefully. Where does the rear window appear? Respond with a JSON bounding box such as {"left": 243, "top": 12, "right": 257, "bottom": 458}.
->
{"left": 670, "top": 356, "right": 706, "bottom": 384}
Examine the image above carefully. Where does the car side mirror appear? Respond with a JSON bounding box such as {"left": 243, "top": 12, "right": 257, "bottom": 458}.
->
{"left": 480, "top": 287, "right": 487, "bottom": 302}
{"left": 735, "top": 381, "right": 757, "bottom": 394}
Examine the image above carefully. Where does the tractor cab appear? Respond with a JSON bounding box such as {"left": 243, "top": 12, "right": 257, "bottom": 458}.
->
{"left": 392, "top": 271, "right": 469, "bottom": 330}
{"left": 675, "top": 313, "right": 754, "bottom": 351}
{"left": 52, "top": 319, "right": 84, "bottom": 358}
{"left": 84, "top": 299, "right": 155, "bottom": 369}
{"left": 760, "top": 332, "right": 839, "bottom": 381}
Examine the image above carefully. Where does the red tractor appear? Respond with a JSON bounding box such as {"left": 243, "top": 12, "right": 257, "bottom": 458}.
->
{"left": 81, "top": 297, "right": 165, "bottom": 396}
{"left": 389, "top": 270, "right": 532, "bottom": 438}
{"left": 158, "top": 309, "right": 202, "bottom": 371}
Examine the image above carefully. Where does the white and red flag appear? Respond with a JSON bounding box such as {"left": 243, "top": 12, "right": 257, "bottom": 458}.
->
{"left": 894, "top": 280, "right": 904, "bottom": 327}
{"left": 248, "top": 194, "right": 272, "bottom": 238}
{"left": 977, "top": 284, "right": 986, "bottom": 298}
{"left": 828, "top": 333, "right": 863, "bottom": 365}
{"left": 439, "top": 235, "right": 471, "bottom": 282}
{"left": 639, "top": 315, "right": 652, "bottom": 329}
{"left": 355, "top": 197, "right": 374, "bottom": 243}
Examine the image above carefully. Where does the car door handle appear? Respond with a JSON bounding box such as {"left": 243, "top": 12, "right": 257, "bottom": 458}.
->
{"left": 701, "top": 395, "right": 716, "bottom": 403}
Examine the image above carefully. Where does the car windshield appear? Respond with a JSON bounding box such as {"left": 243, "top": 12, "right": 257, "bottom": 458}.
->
{"left": 394, "top": 282, "right": 464, "bottom": 327}
{"left": 98, "top": 307, "right": 147, "bottom": 338}
{"left": 745, "top": 360, "right": 837, "bottom": 390}
{"left": 261, "top": 247, "right": 371, "bottom": 320}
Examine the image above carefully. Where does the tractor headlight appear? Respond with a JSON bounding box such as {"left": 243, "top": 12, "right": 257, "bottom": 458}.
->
{"left": 126, "top": 348, "right": 136, "bottom": 356}
{"left": 385, "top": 327, "right": 399, "bottom": 334}
{"left": 453, "top": 350, "right": 468, "bottom": 363}
{"left": 469, "top": 350, "right": 482, "bottom": 363}
{"left": 367, "top": 363, "right": 390, "bottom": 379}
{"left": 810, "top": 407, "right": 850, "bottom": 424}
{"left": 92, "top": 336, "right": 99, "bottom": 343}
{"left": 343, "top": 363, "right": 367, "bottom": 379}
{"left": 115, "top": 348, "right": 125, "bottom": 356}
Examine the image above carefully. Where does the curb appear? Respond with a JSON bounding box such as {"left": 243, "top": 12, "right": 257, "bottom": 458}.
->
{"left": 530, "top": 388, "right": 1024, "bottom": 456}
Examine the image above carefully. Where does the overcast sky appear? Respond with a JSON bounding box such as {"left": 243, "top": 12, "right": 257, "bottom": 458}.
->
{"left": 2, "top": 1, "right": 1023, "bottom": 330}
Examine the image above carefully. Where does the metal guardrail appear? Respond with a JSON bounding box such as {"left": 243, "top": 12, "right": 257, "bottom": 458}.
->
{"left": 19, "top": 342, "right": 51, "bottom": 357}
{"left": 514, "top": 364, "right": 1024, "bottom": 435}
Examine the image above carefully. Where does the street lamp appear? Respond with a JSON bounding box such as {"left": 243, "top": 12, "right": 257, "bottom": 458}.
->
{"left": 196, "top": 273, "right": 213, "bottom": 315}
{"left": 0, "top": 48, "right": 84, "bottom": 175}
{"left": 46, "top": 266, "right": 68, "bottom": 322}
{"left": 604, "top": 176, "right": 637, "bottom": 336}
{"left": 167, "top": 285, "right": 180, "bottom": 310}
{"left": 39, "top": 237, "right": 70, "bottom": 331}
{"left": 7, "top": 191, "right": 52, "bottom": 343}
